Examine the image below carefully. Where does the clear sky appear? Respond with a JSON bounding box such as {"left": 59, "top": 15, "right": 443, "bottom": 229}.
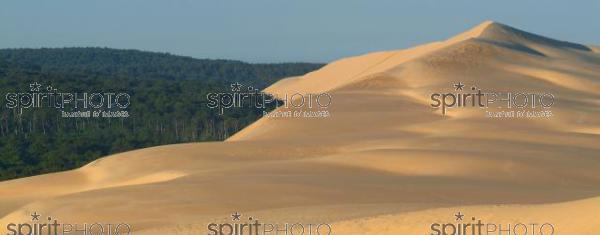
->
{"left": 1, "top": 0, "right": 598, "bottom": 63}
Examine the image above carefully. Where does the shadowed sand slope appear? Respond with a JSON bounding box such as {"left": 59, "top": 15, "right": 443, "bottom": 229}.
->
{"left": 1, "top": 21, "right": 599, "bottom": 234}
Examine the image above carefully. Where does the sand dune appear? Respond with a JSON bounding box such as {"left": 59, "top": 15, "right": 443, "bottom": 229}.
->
{"left": 333, "top": 196, "right": 600, "bottom": 235}
{"left": 1, "top": 21, "right": 599, "bottom": 234}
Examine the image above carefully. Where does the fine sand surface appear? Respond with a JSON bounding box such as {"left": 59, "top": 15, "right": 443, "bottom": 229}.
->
{"left": 1, "top": 21, "right": 599, "bottom": 234}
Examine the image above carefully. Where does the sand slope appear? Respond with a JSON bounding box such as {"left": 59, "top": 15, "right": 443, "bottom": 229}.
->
{"left": 333, "top": 197, "right": 600, "bottom": 235}
{"left": 1, "top": 21, "right": 599, "bottom": 234}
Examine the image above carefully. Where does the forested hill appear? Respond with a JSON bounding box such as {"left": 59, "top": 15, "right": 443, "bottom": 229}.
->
{"left": 0, "top": 48, "right": 323, "bottom": 180}
{"left": 0, "top": 47, "right": 323, "bottom": 87}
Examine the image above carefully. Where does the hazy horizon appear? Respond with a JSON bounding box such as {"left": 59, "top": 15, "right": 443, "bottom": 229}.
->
{"left": 1, "top": 0, "right": 599, "bottom": 63}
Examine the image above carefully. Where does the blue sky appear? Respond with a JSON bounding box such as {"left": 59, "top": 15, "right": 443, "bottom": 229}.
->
{"left": 1, "top": 0, "right": 598, "bottom": 63}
